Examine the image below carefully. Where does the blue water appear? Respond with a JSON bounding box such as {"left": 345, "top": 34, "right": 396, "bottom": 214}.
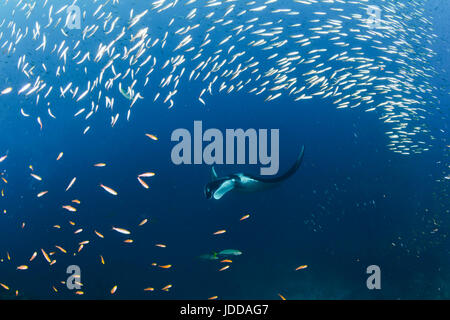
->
{"left": 0, "top": 0, "right": 448, "bottom": 299}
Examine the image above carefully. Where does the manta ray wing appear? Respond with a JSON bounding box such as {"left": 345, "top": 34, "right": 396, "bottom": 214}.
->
{"left": 213, "top": 179, "right": 235, "bottom": 200}
{"left": 211, "top": 166, "right": 219, "bottom": 181}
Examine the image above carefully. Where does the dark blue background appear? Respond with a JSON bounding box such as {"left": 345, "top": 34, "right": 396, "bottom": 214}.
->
{"left": 0, "top": 0, "right": 448, "bottom": 299}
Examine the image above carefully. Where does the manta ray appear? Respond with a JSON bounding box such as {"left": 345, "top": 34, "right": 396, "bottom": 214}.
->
{"left": 204, "top": 146, "right": 305, "bottom": 200}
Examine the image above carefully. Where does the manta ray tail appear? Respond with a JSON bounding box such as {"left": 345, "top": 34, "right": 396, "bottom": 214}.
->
{"left": 251, "top": 145, "right": 305, "bottom": 183}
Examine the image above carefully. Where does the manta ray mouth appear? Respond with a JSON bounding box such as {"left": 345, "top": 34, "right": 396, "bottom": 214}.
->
{"left": 204, "top": 186, "right": 212, "bottom": 199}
